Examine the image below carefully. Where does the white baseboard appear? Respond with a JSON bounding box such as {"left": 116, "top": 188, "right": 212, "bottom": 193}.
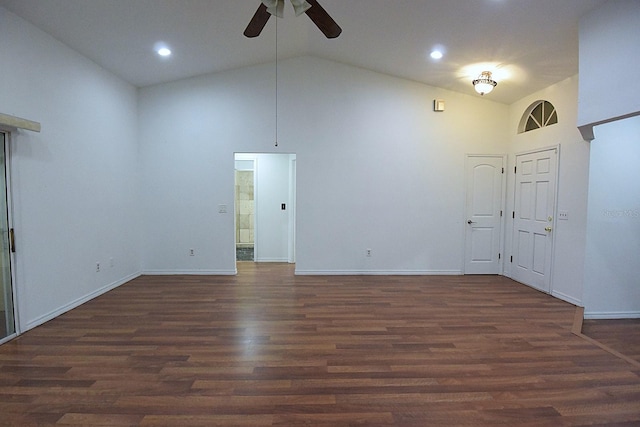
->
{"left": 142, "top": 269, "right": 237, "bottom": 275}
{"left": 584, "top": 311, "right": 640, "bottom": 319}
{"left": 23, "top": 272, "right": 141, "bottom": 332}
{"left": 551, "top": 290, "right": 582, "bottom": 307}
{"left": 295, "top": 269, "right": 463, "bottom": 276}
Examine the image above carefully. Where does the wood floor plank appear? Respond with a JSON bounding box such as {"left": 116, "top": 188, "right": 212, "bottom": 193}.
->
{"left": 582, "top": 318, "right": 640, "bottom": 363}
{"left": 0, "top": 263, "right": 639, "bottom": 426}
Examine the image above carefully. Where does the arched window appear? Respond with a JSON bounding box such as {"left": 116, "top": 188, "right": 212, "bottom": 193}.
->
{"left": 518, "top": 100, "right": 558, "bottom": 134}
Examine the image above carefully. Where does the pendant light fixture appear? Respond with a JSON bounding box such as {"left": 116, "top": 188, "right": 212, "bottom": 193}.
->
{"left": 472, "top": 71, "right": 497, "bottom": 96}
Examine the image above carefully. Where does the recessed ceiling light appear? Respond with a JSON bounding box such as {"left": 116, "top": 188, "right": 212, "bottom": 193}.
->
{"left": 430, "top": 50, "right": 444, "bottom": 60}
{"left": 157, "top": 47, "right": 172, "bottom": 57}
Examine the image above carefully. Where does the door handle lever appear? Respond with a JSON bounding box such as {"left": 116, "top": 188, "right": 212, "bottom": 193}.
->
{"left": 467, "top": 220, "right": 476, "bottom": 225}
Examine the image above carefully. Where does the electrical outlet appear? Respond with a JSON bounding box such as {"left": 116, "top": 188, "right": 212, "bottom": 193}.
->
{"left": 366, "top": 248, "right": 372, "bottom": 257}
{"left": 189, "top": 248, "right": 195, "bottom": 256}
{"left": 96, "top": 262, "right": 100, "bottom": 272}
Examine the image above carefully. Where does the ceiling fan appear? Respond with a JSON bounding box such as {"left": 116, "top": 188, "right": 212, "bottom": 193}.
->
{"left": 244, "top": 0, "right": 342, "bottom": 39}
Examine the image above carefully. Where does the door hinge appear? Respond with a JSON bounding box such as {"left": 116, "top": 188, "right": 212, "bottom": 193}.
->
{"left": 514, "top": 166, "right": 517, "bottom": 174}
{"left": 9, "top": 228, "right": 15, "bottom": 253}
{"left": 512, "top": 211, "right": 515, "bottom": 219}
{"left": 510, "top": 255, "right": 513, "bottom": 263}
{"left": 502, "top": 167, "right": 504, "bottom": 174}
{"left": 498, "top": 253, "right": 501, "bottom": 260}
{"left": 500, "top": 210, "right": 503, "bottom": 217}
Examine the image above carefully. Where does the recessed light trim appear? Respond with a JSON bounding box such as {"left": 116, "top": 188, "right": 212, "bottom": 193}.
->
{"left": 157, "top": 47, "right": 172, "bottom": 57}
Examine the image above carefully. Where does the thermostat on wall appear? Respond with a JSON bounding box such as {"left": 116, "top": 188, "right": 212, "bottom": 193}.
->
{"left": 434, "top": 99, "right": 445, "bottom": 112}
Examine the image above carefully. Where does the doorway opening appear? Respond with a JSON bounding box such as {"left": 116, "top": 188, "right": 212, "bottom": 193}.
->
{"left": 234, "top": 153, "right": 296, "bottom": 264}
{"left": 235, "top": 157, "right": 255, "bottom": 261}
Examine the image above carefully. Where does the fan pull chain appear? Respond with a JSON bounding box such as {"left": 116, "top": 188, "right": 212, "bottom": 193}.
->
{"left": 275, "top": 16, "right": 279, "bottom": 148}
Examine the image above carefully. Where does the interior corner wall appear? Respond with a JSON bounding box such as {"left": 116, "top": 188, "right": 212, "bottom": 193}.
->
{"left": 583, "top": 115, "right": 640, "bottom": 318}
{"left": 578, "top": 0, "right": 640, "bottom": 129}
{"left": 138, "top": 56, "right": 510, "bottom": 275}
{"left": 506, "top": 76, "right": 590, "bottom": 306}
{"left": 0, "top": 7, "right": 141, "bottom": 331}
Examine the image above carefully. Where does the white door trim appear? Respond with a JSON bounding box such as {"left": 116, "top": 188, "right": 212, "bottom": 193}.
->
{"left": 288, "top": 156, "right": 296, "bottom": 264}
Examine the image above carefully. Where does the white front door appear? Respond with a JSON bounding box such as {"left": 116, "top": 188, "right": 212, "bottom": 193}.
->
{"left": 464, "top": 155, "right": 505, "bottom": 274}
{"left": 511, "top": 148, "right": 557, "bottom": 292}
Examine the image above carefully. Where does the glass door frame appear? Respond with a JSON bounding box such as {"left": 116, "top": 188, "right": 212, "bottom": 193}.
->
{"left": 0, "top": 130, "right": 19, "bottom": 344}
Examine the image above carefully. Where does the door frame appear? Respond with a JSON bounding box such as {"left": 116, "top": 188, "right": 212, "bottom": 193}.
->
{"left": 463, "top": 154, "right": 507, "bottom": 275}
{"left": 508, "top": 145, "right": 560, "bottom": 294}
{"left": 234, "top": 153, "right": 296, "bottom": 265}
{"left": 0, "top": 130, "right": 19, "bottom": 343}
{"left": 288, "top": 157, "right": 296, "bottom": 264}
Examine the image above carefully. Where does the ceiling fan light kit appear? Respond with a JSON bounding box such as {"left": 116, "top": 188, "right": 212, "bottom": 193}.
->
{"left": 472, "top": 71, "right": 497, "bottom": 96}
{"left": 263, "top": 0, "right": 285, "bottom": 18}
{"left": 244, "top": 0, "right": 342, "bottom": 39}
{"left": 290, "top": 0, "right": 313, "bottom": 17}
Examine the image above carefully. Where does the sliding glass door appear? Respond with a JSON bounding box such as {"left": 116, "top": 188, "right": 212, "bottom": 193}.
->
{"left": 0, "top": 132, "right": 15, "bottom": 342}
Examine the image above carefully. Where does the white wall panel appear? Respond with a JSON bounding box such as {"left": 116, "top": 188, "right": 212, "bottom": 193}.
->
{"left": 138, "top": 56, "right": 510, "bottom": 275}
{"left": 583, "top": 116, "right": 640, "bottom": 318}
{"left": 0, "top": 7, "right": 140, "bottom": 330}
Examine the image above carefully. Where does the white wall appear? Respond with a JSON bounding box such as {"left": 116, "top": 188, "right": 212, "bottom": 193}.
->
{"left": 577, "top": 0, "right": 640, "bottom": 318}
{"left": 0, "top": 8, "right": 141, "bottom": 331}
{"left": 583, "top": 116, "right": 640, "bottom": 318}
{"left": 578, "top": 0, "right": 640, "bottom": 139}
{"left": 139, "top": 56, "right": 510, "bottom": 275}
{"left": 506, "top": 76, "right": 590, "bottom": 306}
{"left": 138, "top": 63, "right": 272, "bottom": 274}
{"left": 255, "top": 154, "right": 293, "bottom": 262}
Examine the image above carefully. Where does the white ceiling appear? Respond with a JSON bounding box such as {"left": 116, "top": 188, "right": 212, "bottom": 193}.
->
{"left": 0, "top": 0, "right": 607, "bottom": 104}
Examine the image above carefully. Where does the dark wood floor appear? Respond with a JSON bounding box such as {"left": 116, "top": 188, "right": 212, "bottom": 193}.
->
{"left": 1, "top": 263, "right": 639, "bottom": 426}
{"left": 582, "top": 319, "right": 640, "bottom": 365}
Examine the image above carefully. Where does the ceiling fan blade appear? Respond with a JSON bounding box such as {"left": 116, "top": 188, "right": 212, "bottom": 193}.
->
{"left": 304, "top": 0, "right": 342, "bottom": 38}
{"left": 244, "top": 3, "right": 272, "bottom": 38}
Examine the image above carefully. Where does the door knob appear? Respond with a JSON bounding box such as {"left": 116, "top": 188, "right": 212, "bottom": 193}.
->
{"left": 545, "top": 226, "right": 552, "bottom": 232}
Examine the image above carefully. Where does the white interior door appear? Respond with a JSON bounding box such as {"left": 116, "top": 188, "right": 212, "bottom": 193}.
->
{"left": 464, "top": 155, "right": 505, "bottom": 274}
{"left": 511, "top": 148, "right": 557, "bottom": 292}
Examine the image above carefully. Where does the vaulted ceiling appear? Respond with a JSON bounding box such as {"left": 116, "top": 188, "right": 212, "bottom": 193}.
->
{"left": 0, "top": 0, "right": 607, "bottom": 104}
